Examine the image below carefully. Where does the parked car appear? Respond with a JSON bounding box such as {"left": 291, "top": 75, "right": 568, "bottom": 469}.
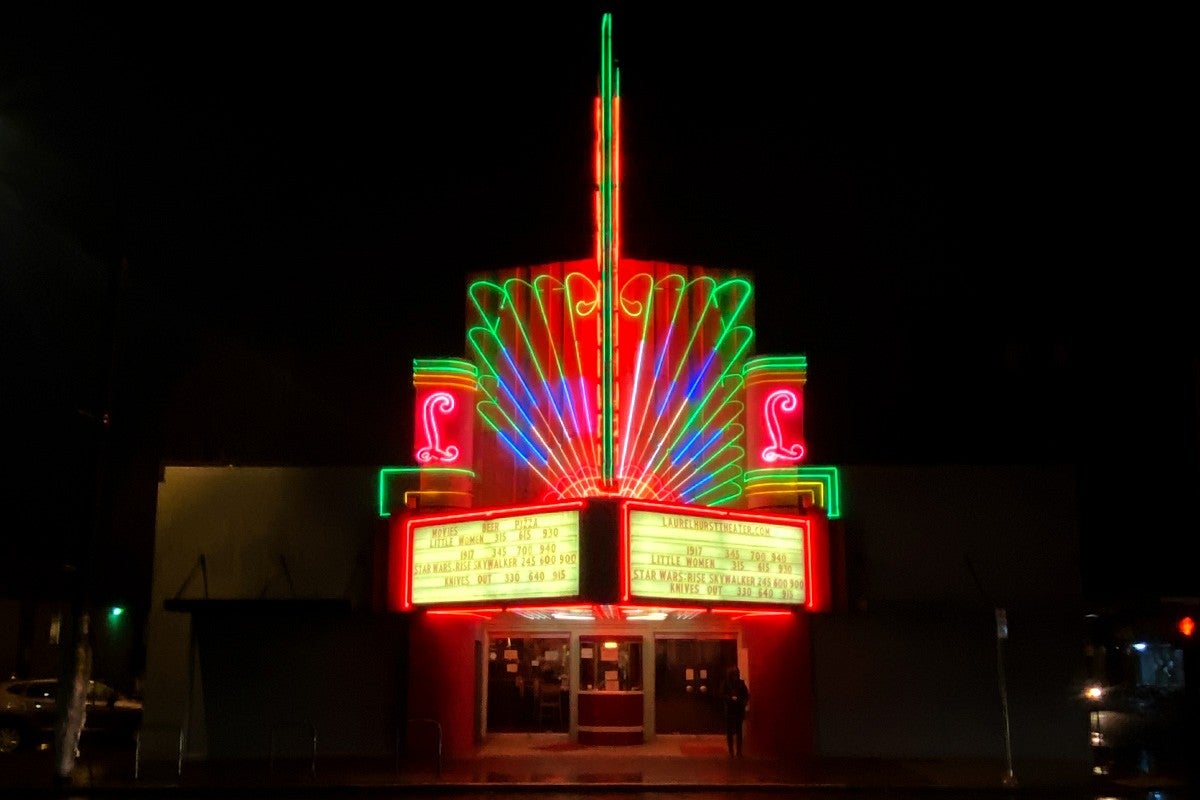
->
{"left": 1087, "top": 684, "right": 1189, "bottom": 778}
{"left": 1084, "top": 636, "right": 1191, "bottom": 780}
{"left": 0, "top": 678, "right": 142, "bottom": 754}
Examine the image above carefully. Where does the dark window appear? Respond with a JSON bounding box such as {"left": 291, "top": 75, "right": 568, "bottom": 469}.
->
{"left": 87, "top": 682, "right": 116, "bottom": 703}
{"left": 25, "top": 682, "right": 56, "bottom": 699}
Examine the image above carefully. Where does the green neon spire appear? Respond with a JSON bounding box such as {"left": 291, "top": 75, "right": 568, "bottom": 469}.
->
{"left": 600, "top": 12, "right": 617, "bottom": 486}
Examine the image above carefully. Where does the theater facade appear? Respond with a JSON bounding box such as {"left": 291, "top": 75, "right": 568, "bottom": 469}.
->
{"left": 142, "top": 14, "right": 1092, "bottom": 771}
{"left": 379, "top": 14, "right": 842, "bottom": 757}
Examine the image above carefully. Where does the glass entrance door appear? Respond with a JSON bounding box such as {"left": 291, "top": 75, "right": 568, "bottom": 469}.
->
{"left": 653, "top": 637, "right": 737, "bottom": 734}
{"left": 486, "top": 635, "right": 569, "bottom": 733}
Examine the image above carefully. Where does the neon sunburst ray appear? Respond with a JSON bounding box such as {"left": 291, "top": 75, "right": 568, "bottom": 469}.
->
{"left": 615, "top": 268, "right": 753, "bottom": 505}
{"left": 468, "top": 270, "right": 604, "bottom": 498}
{"left": 462, "top": 14, "right": 757, "bottom": 507}
{"left": 465, "top": 264, "right": 753, "bottom": 504}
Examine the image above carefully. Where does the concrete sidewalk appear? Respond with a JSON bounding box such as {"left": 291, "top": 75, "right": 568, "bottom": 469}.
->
{"left": 3, "top": 733, "right": 1189, "bottom": 796}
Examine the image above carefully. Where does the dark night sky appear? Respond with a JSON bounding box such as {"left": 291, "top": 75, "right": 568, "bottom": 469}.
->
{"left": 2, "top": 4, "right": 1194, "bottom": 607}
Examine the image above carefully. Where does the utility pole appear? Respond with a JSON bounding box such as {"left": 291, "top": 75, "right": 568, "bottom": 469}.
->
{"left": 53, "top": 256, "right": 125, "bottom": 783}
{"left": 966, "top": 556, "right": 1018, "bottom": 788}
{"left": 994, "top": 607, "right": 1017, "bottom": 788}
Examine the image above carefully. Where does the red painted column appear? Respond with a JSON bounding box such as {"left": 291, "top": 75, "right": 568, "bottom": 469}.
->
{"left": 742, "top": 612, "right": 813, "bottom": 758}
{"left": 412, "top": 358, "right": 477, "bottom": 508}
{"left": 806, "top": 512, "right": 832, "bottom": 613}
{"left": 406, "top": 614, "right": 478, "bottom": 757}
{"left": 744, "top": 356, "right": 807, "bottom": 473}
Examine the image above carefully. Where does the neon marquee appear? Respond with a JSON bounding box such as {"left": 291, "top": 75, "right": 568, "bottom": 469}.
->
{"left": 384, "top": 18, "right": 839, "bottom": 620}
{"left": 402, "top": 502, "right": 585, "bottom": 609}
{"left": 622, "top": 500, "right": 808, "bottom": 607}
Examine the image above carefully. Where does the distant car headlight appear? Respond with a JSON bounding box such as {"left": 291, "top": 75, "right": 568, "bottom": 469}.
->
{"left": 1084, "top": 684, "right": 1104, "bottom": 701}
{"left": 1090, "top": 730, "right": 1104, "bottom": 746}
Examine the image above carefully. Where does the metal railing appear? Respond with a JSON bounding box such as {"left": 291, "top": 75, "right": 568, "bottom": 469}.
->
{"left": 134, "top": 724, "right": 184, "bottom": 780}
{"left": 269, "top": 719, "right": 317, "bottom": 778}
{"left": 396, "top": 717, "right": 442, "bottom": 776}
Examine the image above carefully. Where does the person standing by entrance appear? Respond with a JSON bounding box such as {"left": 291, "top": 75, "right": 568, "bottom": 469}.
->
{"left": 720, "top": 666, "right": 750, "bottom": 757}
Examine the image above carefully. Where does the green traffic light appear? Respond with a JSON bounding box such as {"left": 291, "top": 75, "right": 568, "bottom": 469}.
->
{"left": 109, "top": 606, "right": 124, "bottom": 618}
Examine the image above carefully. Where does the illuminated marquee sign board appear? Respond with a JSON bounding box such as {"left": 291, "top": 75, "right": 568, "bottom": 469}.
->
{"left": 406, "top": 502, "right": 583, "bottom": 607}
{"left": 623, "top": 502, "right": 808, "bottom": 606}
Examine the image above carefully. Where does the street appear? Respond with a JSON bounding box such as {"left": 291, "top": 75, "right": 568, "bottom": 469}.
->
{"left": 0, "top": 741, "right": 1191, "bottom": 800}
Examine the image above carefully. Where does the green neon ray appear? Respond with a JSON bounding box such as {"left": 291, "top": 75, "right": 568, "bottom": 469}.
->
{"left": 659, "top": 423, "right": 746, "bottom": 501}
{"left": 660, "top": 326, "right": 753, "bottom": 456}
{"left": 467, "top": 275, "right": 602, "bottom": 495}
{"left": 617, "top": 273, "right": 661, "bottom": 482}
{"left": 620, "top": 274, "right": 715, "bottom": 472}
{"left": 470, "top": 324, "right": 581, "bottom": 487}
{"left": 797, "top": 465, "right": 841, "bottom": 518}
{"left": 743, "top": 355, "right": 807, "bottom": 376}
{"left": 741, "top": 465, "right": 843, "bottom": 518}
{"left": 413, "top": 358, "right": 479, "bottom": 379}
{"left": 615, "top": 273, "right": 753, "bottom": 503}
{"left": 689, "top": 463, "right": 746, "bottom": 506}
{"left": 656, "top": 401, "right": 746, "bottom": 497}
{"left": 494, "top": 274, "right": 598, "bottom": 486}
{"left": 377, "top": 466, "right": 477, "bottom": 517}
{"left": 634, "top": 278, "right": 754, "bottom": 476}
{"left": 474, "top": 398, "right": 561, "bottom": 494}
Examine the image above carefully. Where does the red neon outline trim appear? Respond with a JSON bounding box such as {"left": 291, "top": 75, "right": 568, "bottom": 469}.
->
{"left": 620, "top": 499, "right": 810, "bottom": 610}
{"left": 427, "top": 611, "right": 496, "bottom": 620}
{"left": 510, "top": 604, "right": 594, "bottom": 612}
{"left": 401, "top": 517, "right": 413, "bottom": 611}
{"left": 710, "top": 608, "right": 796, "bottom": 621}
{"left": 620, "top": 605, "right": 705, "bottom": 615}
{"left": 407, "top": 500, "right": 585, "bottom": 526}
{"left": 429, "top": 606, "right": 504, "bottom": 613}
{"left": 803, "top": 520, "right": 815, "bottom": 611}
{"left": 404, "top": 501, "right": 586, "bottom": 611}
{"left": 620, "top": 504, "right": 630, "bottom": 602}
{"left": 411, "top": 602, "right": 796, "bottom": 619}
{"left": 621, "top": 498, "right": 808, "bottom": 526}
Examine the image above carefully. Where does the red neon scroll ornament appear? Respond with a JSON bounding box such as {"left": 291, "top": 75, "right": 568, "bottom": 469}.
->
{"left": 416, "top": 392, "right": 460, "bottom": 464}
{"left": 761, "top": 389, "right": 804, "bottom": 464}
